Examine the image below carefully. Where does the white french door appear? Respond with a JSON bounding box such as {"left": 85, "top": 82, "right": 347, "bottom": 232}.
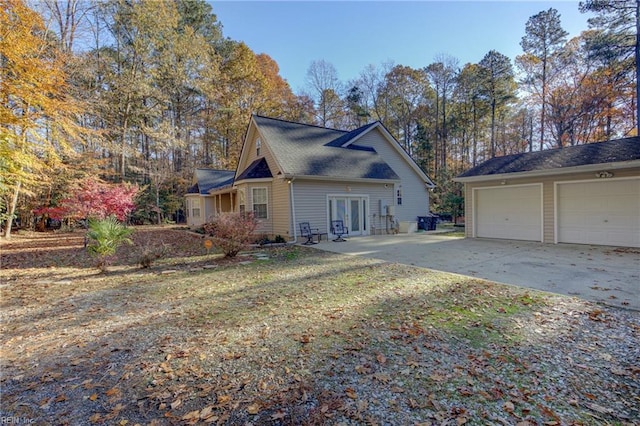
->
{"left": 328, "top": 196, "right": 368, "bottom": 236}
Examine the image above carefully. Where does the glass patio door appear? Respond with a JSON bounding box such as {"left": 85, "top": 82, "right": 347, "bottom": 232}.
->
{"left": 329, "top": 196, "right": 367, "bottom": 236}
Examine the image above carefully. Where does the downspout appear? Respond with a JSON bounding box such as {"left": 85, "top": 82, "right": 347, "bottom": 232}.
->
{"left": 289, "top": 178, "right": 298, "bottom": 243}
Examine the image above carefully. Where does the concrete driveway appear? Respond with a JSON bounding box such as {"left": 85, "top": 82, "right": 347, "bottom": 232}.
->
{"left": 315, "top": 233, "right": 640, "bottom": 310}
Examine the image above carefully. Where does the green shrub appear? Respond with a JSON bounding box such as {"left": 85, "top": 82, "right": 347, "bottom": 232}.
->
{"left": 86, "top": 217, "right": 133, "bottom": 271}
{"left": 203, "top": 212, "right": 258, "bottom": 257}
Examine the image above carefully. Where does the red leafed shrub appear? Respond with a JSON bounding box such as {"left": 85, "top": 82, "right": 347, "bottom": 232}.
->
{"left": 34, "top": 178, "right": 139, "bottom": 222}
{"left": 203, "top": 212, "right": 258, "bottom": 257}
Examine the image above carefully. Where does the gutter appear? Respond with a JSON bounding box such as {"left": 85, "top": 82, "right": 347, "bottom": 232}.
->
{"left": 289, "top": 178, "right": 298, "bottom": 243}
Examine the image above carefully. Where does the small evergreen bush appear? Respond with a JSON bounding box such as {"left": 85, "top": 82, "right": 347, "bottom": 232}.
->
{"left": 87, "top": 217, "right": 133, "bottom": 271}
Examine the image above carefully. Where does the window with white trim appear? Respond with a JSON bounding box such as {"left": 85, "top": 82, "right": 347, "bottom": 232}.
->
{"left": 252, "top": 187, "right": 268, "bottom": 219}
{"left": 192, "top": 199, "right": 201, "bottom": 218}
{"left": 256, "top": 138, "right": 261, "bottom": 157}
{"left": 238, "top": 189, "right": 246, "bottom": 216}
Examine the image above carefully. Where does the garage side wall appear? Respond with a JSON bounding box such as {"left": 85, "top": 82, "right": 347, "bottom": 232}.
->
{"left": 463, "top": 167, "right": 640, "bottom": 244}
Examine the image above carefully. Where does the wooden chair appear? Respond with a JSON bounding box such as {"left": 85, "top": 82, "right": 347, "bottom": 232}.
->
{"left": 299, "top": 222, "right": 320, "bottom": 245}
{"left": 330, "top": 220, "right": 349, "bottom": 242}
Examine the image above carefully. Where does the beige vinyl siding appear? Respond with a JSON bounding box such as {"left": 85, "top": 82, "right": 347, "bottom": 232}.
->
{"left": 245, "top": 134, "right": 280, "bottom": 179}
{"left": 203, "top": 197, "right": 215, "bottom": 223}
{"left": 235, "top": 133, "right": 285, "bottom": 238}
{"left": 292, "top": 180, "right": 394, "bottom": 235}
{"left": 464, "top": 167, "right": 640, "bottom": 243}
{"left": 271, "top": 177, "right": 291, "bottom": 239}
{"left": 355, "top": 130, "right": 430, "bottom": 221}
{"left": 245, "top": 183, "right": 273, "bottom": 236}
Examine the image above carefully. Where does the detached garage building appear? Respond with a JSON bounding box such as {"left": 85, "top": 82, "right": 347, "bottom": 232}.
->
{"left": 455, "top": 137, "right": 640, "bottom": 248}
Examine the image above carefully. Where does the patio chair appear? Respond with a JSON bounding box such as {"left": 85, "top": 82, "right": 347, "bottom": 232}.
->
{"left": 299, "top": 222, "right": 320, "bottom": 245}
{"left": 330, "top": 220, "right": 349, "bottom": 242}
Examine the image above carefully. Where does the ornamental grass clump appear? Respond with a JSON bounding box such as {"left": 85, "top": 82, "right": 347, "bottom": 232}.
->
{"left": 203, "top": 212, "right": 258, "bottom": 257}
{"left": 87, "top": 216, "right": 133, "bottom": 271}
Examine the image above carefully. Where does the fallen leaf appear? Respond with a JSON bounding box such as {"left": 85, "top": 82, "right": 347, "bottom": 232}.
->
{"left": 585, "top": 402, "right": 613, "bottom": 415}
{"left": 503, "top": 401, "right": 515, "bottom": 412}
{"left": 170, "top": 398, "right": 182, "bottom": 409}
{"left": 345, "top": 387, "right": 357, "bottom": 399}
{"left": 376, "top": 352, "right": 387, "bottom": 364}
{"left": 247, "top": 403, "right": 261, "bottom": 414}
{"left": 199, "top": 406, "right": 214, "bottom": 419}
{"left": 216, "top": 394, "right": 231, "bottom": 405}
{"left": 89, "top": 393, "right": 98, "bottom": 401}
{"left": 105, "top": 387, "right": 120, "bottom": 397}
{"left": 429, "top": 373, "right": 445, "bottom": 382}
{"left": 182, "top": 410, "right": 200, "bottom": 421}
{"left": 610, "top": 367, "right": 629, "bottom": 376}
{"left": 271, "top": 410, "right": 286, "bottom": 420}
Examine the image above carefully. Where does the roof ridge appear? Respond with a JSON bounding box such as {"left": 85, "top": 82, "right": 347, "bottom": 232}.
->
{"left": 253, "top": 114, "right": 347, "bottom": 133}
{"left": 196, "top": 168, "right": 234, "bottom": 172}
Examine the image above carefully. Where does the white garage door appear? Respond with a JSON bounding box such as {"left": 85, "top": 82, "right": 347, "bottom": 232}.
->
{"left": 557, "top": 178, "right": 640, "bottom": 247}
{"left": 475, "top": 185, "right": 542, "bottom": 241}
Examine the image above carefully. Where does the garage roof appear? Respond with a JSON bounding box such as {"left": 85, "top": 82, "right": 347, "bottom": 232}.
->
{"left": 457, "top": 136, "right": 640, "bottom": 179}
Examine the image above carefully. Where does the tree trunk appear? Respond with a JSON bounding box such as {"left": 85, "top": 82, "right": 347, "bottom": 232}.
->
{"left": 442, "top": 88, "right": 447, "bottom": 171}
{"left": 540, "top": 57, "right": 547, "bottom": 151}
{"left": 490, "top": 99, "right": 496, "bottom": 158}
{"left": 3, "top": 181, "right": 21, "bottom": 239}
{"left": 636, "top": 0, "right": 639, "bottom": 135}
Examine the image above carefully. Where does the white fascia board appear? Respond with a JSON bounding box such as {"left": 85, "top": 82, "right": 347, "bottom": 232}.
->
{"left": 234, "top": 117, "right": 257, "bottom": 180}
{"left": 233, "top": 177, "right": 274, "bottom": 186}
{"left": 453, "top": 160, "right": 640, "bottom": 183}
{"left": 207, "top": 186, "right": 236, "bottom": 196}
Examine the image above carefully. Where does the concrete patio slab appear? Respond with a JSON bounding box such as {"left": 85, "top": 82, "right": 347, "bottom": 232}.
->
{"left": 315, "top": 233, "right": 640, "bottom": 310}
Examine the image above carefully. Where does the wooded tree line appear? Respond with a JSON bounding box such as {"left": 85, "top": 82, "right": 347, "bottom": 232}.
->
{"left": 1, "top": 0, "right": 637, "bottom": 235}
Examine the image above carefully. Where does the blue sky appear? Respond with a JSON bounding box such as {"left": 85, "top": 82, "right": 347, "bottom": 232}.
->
{"left": 210, "top": 1, "right": 591, "bottom": 93}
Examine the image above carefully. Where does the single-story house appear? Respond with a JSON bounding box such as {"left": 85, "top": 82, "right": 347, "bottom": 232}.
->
{"left": 185, "top": 168, "right": 234, "bottom": 227}
{"left": 186, "top": 114, "right": 435, "bottom": 240}
{"left": 454, "top": 136, "right": 640, "bottom": 248}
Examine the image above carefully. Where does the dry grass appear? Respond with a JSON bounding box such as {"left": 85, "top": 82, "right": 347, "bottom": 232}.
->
{"left": 1, "top": 227, "right": 638, "bottom": 425}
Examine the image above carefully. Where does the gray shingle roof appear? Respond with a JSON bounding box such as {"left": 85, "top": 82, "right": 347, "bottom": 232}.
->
{"left": 236, "top": 158, "right": 272, "bottom": 181}
{"left": 457, "top": 137, "right": 640, "bottom": 178}
{"left": 189, "top": 169, "right": 235, "bottom": 194}
{"left": 252, "top": 115, "right": 399, "bottom": 180}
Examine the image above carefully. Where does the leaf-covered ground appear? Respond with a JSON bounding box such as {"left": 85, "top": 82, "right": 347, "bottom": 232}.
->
{"left": 1, "top": 227, "right": 638, "bottom": 425}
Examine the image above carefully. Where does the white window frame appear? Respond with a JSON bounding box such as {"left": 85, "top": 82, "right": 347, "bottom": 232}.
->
{"left": 192, "top": 201, "right": 201, "bottom": 219}
{"left": 252, "top": 187, "right": 268, "bottom": 219}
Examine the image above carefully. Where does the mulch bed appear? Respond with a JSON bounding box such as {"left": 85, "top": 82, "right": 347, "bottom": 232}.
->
{"left": 0, "top": 227, "right": 638, "bottom": 425}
